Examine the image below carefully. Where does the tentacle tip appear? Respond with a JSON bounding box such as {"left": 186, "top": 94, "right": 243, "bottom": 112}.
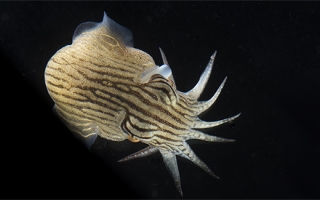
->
{"left": 212, "top": 51, "right": 217, "bottom": 59}
{"left": 210, "top": 173, "right": 220, "bottom": 179}
{"left": 235, "top": 112, "right": 242, "bottom": 118}
{"left": 219, "top": 138, "right": 236, "bottom": 142}
{"left": 117, "top": 156, "right": 131, "bottom": 162}
{"left": 221, "top": 76, "right": 228, "bottom": 85}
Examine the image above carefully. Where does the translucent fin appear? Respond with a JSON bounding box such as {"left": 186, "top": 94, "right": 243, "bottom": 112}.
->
{"left": 191, "top": 113, "right": 241, "bottom": 129}
{"left": 118, "top": 146, "right": 158, "bottom": 162}
{"left": 53, "top": 105, "right": 98, "bottom": 150}
{"left": 140, "top": 64, "right": 172, "bottom": 83}
{"left": 160, "top": 150, "right": 183, "bottom": 196}
{"left": 185, "top": 51, "right": 217, "bottom": 100}
{"left": 73, "top": 12, "right": 133, "bottom": 47}
{"left": 194, "top": 76, "right": 227, "bottom": 115}
{"left": 72, "top": 21, "right": 98, "bottom": 43}
{"left": 75, "top": 127, "right": 98, "bottom": 150}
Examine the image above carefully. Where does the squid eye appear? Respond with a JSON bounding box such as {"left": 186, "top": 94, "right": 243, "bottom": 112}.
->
{"left": 120, "top": 117, "right": 140, "bottom": 143}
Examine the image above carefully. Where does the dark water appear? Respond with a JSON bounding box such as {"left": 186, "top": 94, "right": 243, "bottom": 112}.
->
{"left": 1, "top": 2, "right": 320, "bottom": 198}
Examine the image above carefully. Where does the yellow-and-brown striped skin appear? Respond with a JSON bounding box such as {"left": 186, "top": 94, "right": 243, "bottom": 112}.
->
{"left": 44, "top": 12, "right": 240, "bottom": 196}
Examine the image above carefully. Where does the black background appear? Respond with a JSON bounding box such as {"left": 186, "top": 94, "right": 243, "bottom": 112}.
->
{"left": 1, "top": 2, "right": 320, "bottom": 199}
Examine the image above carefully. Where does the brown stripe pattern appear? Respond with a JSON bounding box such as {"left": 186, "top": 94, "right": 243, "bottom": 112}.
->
{"left": 44, "top": 12, "right": 240, "bottom": 196}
